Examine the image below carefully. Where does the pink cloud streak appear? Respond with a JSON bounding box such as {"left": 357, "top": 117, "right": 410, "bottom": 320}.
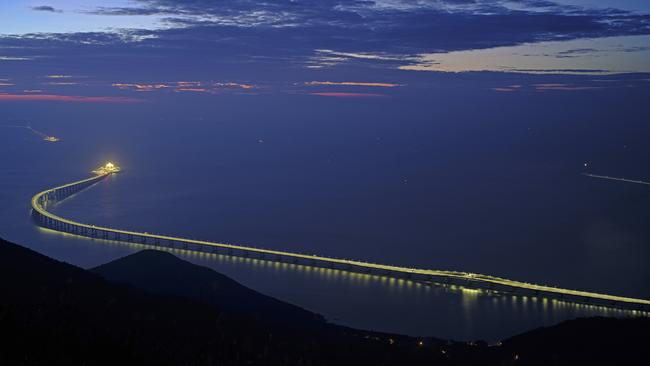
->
{"left": 306, "top": 81, "right": 401, "bottom": 88}
{"left": 309, "top": 92, "right": 388, "bottom": 98}
{"left": 0, "top": 94, "right": 145, "bottom": 103}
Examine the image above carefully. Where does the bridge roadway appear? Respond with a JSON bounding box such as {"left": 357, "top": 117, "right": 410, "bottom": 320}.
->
{"left": 31, "top": 171, "right": 650, "bottom": 312}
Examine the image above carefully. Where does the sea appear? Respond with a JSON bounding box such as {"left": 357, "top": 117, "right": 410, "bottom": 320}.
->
{"left": 1, "top": 92, "right": 648, "bottom": 340}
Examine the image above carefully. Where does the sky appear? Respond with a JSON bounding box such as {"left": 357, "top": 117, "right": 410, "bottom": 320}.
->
{"left": 2, "top": 1, "right": 650, "bottom": 35}
{"left": 0, "top": 0, "right": 649, "bottom": 100}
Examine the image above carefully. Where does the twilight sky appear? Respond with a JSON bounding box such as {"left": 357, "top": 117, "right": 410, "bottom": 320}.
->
{"left": 1, "top": 0, "right": 649, "bottom": 101}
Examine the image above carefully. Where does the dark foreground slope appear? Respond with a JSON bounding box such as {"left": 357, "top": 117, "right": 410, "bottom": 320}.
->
{"left": 0, "top": 237, "right": 456, "bottom": 365}
{"left": 1, "top": 237, "right": 649, "bottom": 365}
{"left": 499, "top": 316, "right": 650, "bottom": 365}
{"left": 91, "top": 250, "right": 650, "bottom": 365}
{"left": 91, "top": 250, "right": 325, "bottom": 327}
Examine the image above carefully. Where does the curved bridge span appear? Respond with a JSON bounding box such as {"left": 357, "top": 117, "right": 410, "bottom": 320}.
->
{"left": 31, "top": 171, "right": 650, "bottom": 311}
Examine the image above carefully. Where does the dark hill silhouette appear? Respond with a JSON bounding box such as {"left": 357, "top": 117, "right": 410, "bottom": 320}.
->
{"left": 0, "top": 237, "right": 453, "bottom": 365}
{"left": 499, "top": 316, "right": 650, "bottom": 365}
{"left": 91, "top": 250, "right": 325, "bottom": 327}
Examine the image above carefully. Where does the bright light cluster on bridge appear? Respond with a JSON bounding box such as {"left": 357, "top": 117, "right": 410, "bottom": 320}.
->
{"left": 93, "top": 162, "right": 121, "bottom": 175}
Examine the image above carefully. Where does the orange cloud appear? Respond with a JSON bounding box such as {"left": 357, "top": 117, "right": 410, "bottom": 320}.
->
{"left": 305, "top": 81, "right": 401, "bottom": 87}
{"left": 0, "top": 94, "right": 145, "bottom": 103}
{"left": 309, "top": 92, "right": 388, "bottom": 98}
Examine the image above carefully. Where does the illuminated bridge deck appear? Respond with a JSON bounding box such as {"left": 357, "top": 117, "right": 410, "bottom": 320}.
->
{"left": 31, "top": 171, "right": 650, "bottom": 312}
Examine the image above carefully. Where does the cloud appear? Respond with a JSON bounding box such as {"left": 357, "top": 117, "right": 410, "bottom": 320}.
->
{"left": 113, "top": 81, "right": 257, "bottom": 93}
{"left": 43, "top": 82, "right": 78, "bottom": 86}
{"left": 305, "top": 81, "right": 401, "bottom": 87}
{"left": 309, "top": 92, "right": 389, "bottom": 98}
{"left": 555, "top": 48, "right": 599, "bottom": 58}
{"left": 174, "top": 88, "right": 209, "bottom": 92}
{"left": 492, "top": 85, "right": 523, "bottom": 92}
{"left": 214, "top": 82, "right": 255, "bottom": 90}
{"left": 401, "top": 35, "right": 650, "bottom": 74}
{"left": 491, "top": 82, "right": 611, "bottom": 92}
{"left": 31, "top": 5, "right": 62, "bottom": 13}
{"left": 0, "top": 56, "right": 33, "bottom": 61}
{"left": 113, "top": 83, "right": 173, "bottom": 92}
{"left": 0, "top": 94, "right": 144, "bottom": 103}
{"left": 88, "top": 7, "right": 162, "bottom": 16}
{"left": 0, "top": 0, "right": 648, "bottom": 94}
{"left": 78, "top": 0, "right": 650, "bottom": 60}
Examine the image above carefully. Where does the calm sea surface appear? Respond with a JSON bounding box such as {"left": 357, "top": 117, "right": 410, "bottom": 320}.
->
{"left": 1, "top": 94, "right": 648, "bottom": 340}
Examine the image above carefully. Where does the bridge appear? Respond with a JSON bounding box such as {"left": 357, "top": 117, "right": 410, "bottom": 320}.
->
{"left": 31, "top": 164, "right": 650, "bottom": 312}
